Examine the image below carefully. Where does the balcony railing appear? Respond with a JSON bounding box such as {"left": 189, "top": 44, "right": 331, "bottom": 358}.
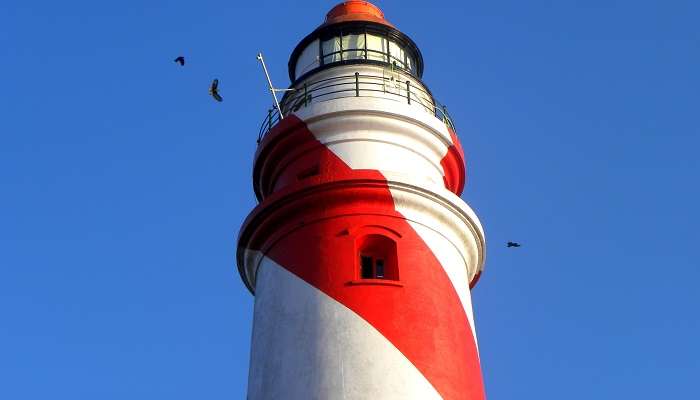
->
{"left": 257, "top": 72, "right": 456, "bottom": 144}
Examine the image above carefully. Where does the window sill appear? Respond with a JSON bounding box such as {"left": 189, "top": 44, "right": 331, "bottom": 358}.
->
{"left": 346, "top": 279, "right": 403, "bottom": 287}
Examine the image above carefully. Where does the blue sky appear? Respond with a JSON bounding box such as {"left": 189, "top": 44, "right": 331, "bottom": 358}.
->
{"left": 1, "top": 0, "right": 698, "bottom": 398}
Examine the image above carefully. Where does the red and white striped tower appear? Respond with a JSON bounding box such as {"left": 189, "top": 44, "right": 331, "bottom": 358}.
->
{"left": 237, "top": 2, "right": 486, "bottom": 399}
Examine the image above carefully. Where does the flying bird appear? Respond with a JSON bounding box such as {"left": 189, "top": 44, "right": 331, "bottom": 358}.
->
{"left": 174, "top": 56, "right": 185, "bottom": 66}
{"left": 209, "top": 79, "right": 223, "bottom": 102}
{"left": 507, "top": 242, "right": 521, "bottom": 248}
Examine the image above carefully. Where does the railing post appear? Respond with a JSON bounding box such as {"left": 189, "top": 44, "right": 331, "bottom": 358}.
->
{"left": 304, "top": 83, "right": 308, "bottom": 106}
{"left": 442, "top": 105, "right": 448, "bottom": 125}
{"left": 355, "top": 72, "right": 360, "bottom": 97}
{"left": 267, "top": 108, "right": 273, "bottom": 131}
{"left": 406, "top": 80, "right": 411, "bottom": 104}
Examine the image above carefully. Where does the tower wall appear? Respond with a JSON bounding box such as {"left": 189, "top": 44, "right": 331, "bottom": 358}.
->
{"left": 238, "top": 3, "right": 487, "bottom": 399}
{"left": 239, "top": 111, "right": 485, "bottom": 399}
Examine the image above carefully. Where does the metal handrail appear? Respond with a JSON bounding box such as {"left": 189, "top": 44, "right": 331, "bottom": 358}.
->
{"left": 257, "top": 72, "right": 457, "bottom": 144}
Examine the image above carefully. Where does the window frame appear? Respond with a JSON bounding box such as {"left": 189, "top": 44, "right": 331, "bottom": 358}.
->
{"left": 359, "top": 253, "right": 388, "bottom": 280}
{"left": 290, "top": 23, "right": 421, "bottom": 83}
{"left": 355, "top": 233, "right": 399, "bottom": 281}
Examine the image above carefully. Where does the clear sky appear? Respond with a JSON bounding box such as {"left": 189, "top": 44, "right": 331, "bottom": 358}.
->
{"left": 1, "top": 0, "right": 698, "bottom": 398}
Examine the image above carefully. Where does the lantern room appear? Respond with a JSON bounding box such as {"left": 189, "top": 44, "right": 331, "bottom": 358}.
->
{"left": 288, "top": 0, "right": 424, "bottom": 83}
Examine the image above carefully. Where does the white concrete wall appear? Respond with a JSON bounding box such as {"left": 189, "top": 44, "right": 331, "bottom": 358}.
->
{"left": 293, "top": 96, "right": 456, "bottom": 194}
{"left": 248, "top": 254, "right": 443, "bottom": 400}
{"left": 284, "top": 64, "right": 436, "bottom": 119}
{"left": 245, "top": 62, "right": 485, "bottom": 400}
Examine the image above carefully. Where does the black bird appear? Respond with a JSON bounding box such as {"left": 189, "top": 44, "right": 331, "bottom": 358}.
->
{"left": 174, "top": 56, "right": 185, "bottom": 66}
{"left": 209, "top": 79, "right": 223, "bottom": 102}
{"left": 507, "top": 242, "right": 521, "bottom": 248}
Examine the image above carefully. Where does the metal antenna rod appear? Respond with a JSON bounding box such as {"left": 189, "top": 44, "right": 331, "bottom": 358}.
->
{"left": 256, "top": 52, "right": 284, "bottom": 120}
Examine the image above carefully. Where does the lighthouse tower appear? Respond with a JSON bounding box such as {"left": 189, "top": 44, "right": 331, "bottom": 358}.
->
{"left": 237, "top": 2, "right": 486, "bottom": 399}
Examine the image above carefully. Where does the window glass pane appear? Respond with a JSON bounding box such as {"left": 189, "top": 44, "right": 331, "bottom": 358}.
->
{"left": 389, "top": 40, "right": 406, "bottom": 69}
{"left": 295, "top": 39, "right": 320, "bottom": 78}
{"left": 322, "top": 36, "right": 342, "bottom": 64}
{"left": 366, "top": 33, "right": 387, "bottom": 62}
{"left": 342, "top": 33, "right": 365, "bottom": 60}
{"left": 360, "top": 255, "right": 373, "bottom": 279}
{"left": 375, "top": 259, "right": 385, "bottom": 278}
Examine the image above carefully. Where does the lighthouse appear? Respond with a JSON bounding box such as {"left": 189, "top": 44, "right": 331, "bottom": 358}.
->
{"left": 237, "top": 2, "right": 486, "bottom": 399}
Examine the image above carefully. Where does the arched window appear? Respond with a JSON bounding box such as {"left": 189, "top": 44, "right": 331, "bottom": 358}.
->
{"left": 356, "top": 234, "right": 398, "bottom": 280}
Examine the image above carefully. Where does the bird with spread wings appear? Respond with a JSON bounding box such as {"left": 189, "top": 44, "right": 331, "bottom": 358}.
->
{"left": 209, "top": 79, "right": 223, "bottom": 102}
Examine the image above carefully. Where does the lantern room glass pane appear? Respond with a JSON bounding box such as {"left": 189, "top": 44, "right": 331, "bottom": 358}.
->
{"left": 389, "top": 40, "right": 406, "bottom": 69}
{"left": 366, "top": 33, "right": 387, "bottom": 62}
{"left": 342, "top": 33, "right": 365, "bottom": 60}
{"left": 322, "top": 36, "right": 342, "bottom": 64}
{"left": 295, "top": 39, "right": 320, "bottom": 78}
{"left": 295, "top": 32, "right": 417, "bottom": 77}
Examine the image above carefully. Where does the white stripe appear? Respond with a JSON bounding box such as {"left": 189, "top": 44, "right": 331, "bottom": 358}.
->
{"left": 248, "top": 253, "right": 442, "bottom": 400}
{"left": 296, "top": 97, "right": 454, "bottom": 191}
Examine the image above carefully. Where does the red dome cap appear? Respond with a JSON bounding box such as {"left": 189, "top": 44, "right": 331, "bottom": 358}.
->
{"left": 321, "top": 1, "right": 395, "bottom": 28}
